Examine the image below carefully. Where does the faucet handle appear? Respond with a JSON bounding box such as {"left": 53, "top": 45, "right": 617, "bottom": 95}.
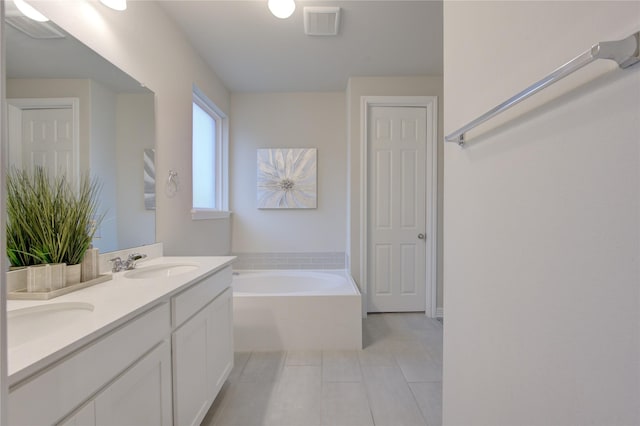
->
{"left": 124, "top": 253, "right": 147, "bottom": 270}
{"left": 127, "top": 253, "right": 147, "bottom": 262}
{"left": 109, "top": 257, "right": 123, "bottom": 273}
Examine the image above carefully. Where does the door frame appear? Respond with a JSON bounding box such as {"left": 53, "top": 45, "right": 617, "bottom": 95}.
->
{"left": 6, "top": 97, "right": 80, "bottom": 187}
{"left": 360, "top": 96, "right": 438, "bottom": 317}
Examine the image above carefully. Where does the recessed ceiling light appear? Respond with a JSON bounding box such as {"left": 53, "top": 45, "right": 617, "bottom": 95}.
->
{"left": 13, "top": 0, "right": 48, "bottom": 22}
{"left": 268, "top": 0, "right": 295, "bottom": 19}
{"left": 100, "top": 0, "right": 127, "bottom": 11}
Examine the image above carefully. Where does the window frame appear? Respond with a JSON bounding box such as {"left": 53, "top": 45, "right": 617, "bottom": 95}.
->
{"left": 191, "top": 86, "right": 230, "bottom": 220}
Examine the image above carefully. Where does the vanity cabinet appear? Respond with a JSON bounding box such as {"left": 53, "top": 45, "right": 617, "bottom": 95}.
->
{"left": 9, "top": 302, "right": 171, "bottom": 426}
{"left": 8, "top": 261, "right": 234, "bottom": 426}
{"left": 172, "top": 268, "right": 233, "bottom": 426}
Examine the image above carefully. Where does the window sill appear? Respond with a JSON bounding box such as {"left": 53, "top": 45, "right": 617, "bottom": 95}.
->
{"left": 191, "top": 209, "right": 231, "bottom": 220}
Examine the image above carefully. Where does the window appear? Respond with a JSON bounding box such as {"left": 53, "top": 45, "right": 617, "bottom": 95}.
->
{"left": 191, "top": 86, "right": 229, "bottom": 219}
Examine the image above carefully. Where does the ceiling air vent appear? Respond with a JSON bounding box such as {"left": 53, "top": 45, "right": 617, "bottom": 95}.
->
{"left": 5, "top": 15, "right": 65, "bottom": 39}
{"left": 304, "top": 7, "right": 340, "bottom": 36}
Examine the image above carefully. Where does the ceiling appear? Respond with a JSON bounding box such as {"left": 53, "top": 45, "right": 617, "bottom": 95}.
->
{"left": 159, "top": 0, "right": 442, "bottom": 92}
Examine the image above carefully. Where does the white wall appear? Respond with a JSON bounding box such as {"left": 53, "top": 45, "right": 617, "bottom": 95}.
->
{"left": 230, "top": 92, "right": 346, "bottom": 253}
{"left": 443, "top": 2, "right": 640, "bottom": 425}
{"left": 32, "top": 0, "right": 232, "bottom": 256}
{"left": 115, "top": 93, "right": 155, "bottom": 249}
{"left": 89, "top": 80, "right": 118, "bottom": 252}
{"left": 346, "top": 76, "right": 444, "bottom": 309}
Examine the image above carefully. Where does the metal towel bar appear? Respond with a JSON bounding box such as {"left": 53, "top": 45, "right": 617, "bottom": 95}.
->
{"left": 446, "top": 31, "right": 640, "bottom": 146}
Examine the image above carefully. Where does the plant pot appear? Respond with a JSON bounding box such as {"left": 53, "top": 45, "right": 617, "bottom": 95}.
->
{"left": 7, "top": 267, "right": 27, "bottom": 292}
{"left": 26, "top": 263, "right": 66, "bottom": 292}
{"left": 50, "top": 263, "right": 66, "bottom": 290}
{"left": 66, "top": 263, "right": 82, "bottom": 286}
{"left": 81, "top": 248, "right": 100, "bottom": 282}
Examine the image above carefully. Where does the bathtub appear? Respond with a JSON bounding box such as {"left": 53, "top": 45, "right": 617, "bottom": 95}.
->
{"left": 232, "top": 270, "right": 362, "bottom": 351}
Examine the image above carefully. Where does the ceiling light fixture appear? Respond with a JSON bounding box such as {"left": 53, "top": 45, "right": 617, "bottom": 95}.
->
{"left": 268, "top": 0, "right": 295, "bottom": 19}
{"left": 13, "top": 0, "right": 49, "bottom": 22}
{"left": 100, "top": 0, "right": 127, "bottom": 11}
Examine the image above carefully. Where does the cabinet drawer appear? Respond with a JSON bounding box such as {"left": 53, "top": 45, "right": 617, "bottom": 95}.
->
{"left": 172, "top": 266, "right": 232, "bottom": 328}
{"left": 9, "top": 303, "right": 171, "bottom": 426}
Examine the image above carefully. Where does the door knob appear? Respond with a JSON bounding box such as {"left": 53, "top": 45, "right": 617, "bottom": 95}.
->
{"left": 418, "top": 233, "right": 426, "bottom": 240}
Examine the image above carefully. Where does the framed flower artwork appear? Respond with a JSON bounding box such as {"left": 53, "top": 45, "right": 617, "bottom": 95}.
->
{"left": 257, "top": 148, "right": 317, "bottom": 209}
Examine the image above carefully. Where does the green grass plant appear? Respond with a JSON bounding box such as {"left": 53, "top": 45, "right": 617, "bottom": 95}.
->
{"left": 6, "top": 167, "right": 103, "bottom": 267}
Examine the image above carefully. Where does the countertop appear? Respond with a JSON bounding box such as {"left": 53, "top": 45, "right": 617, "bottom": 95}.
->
{"left": 7, "top": 256, "right": 236, "bottom": 386}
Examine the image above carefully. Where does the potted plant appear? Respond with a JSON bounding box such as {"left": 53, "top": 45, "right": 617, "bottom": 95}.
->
{"left": 7, "top": 167, "right": 103, "bottom": 289}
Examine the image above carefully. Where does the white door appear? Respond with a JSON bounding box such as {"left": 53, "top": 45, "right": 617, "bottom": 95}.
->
{"left": 367, "top": 106, "right": 427, "bottom": 312}
{"left": 21, "top": 107, "right": 75, "bottom": 182}
{"left": 7, "top": 104, "right": 77, "bottom": 185}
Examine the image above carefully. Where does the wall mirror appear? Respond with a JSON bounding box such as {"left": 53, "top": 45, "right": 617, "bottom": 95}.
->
{"left": 4, "top": 11, "right": 156, "bottom": 254}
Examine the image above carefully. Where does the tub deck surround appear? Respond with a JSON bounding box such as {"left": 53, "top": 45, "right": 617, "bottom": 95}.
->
{"left": 232, "top": 270, "right": 362, "bottom": 351}
{"left": 7, "top": 255, "right": 235, "bottom": 386}
{"left": 233, "top": 270, "right": 358, "bottom": 295}
{"left": 232, "top": 252, "right": 346, "bottom": 270}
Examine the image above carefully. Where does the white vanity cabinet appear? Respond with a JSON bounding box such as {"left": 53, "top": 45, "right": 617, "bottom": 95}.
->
{"left": 9, "top": 303, "right": 171, "bottom": 426}
{"left": 8, "top": 259, "right": 235, "bottom": 426}
{"left": 172, "top": 267, "right": 233, "bottom": 426}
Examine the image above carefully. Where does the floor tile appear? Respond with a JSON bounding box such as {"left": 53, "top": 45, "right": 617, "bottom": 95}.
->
{"left": 357, "top": 343, "right": 398, "bottom": 369}
{"left": 239, "top": 351, "right": 286, "bottom": 382}
{"left": 321, "top": 382, "right": 374, "bottom": 426}
{"left": 286, "top": 350, "right": 322, "bottom": 366}
{"left": 203, "top": 313, "right": 442, "bottom": 426}
{"left": 361, "top": 364, "right": 427, "bottom": 426}
{"left": 322, "top": 350, "right": 362, "bottom": 382}
{"left": 227, "top": 352, "right": 251, "bottom": 382}
{"left": 393, "top": 341, "right": 442, "bottom": 383}
{"left": 263, "top": 366, "right": 322, "bottom": 426}
{"left": 409, "top": 382, "right": 443, "bottom": 426}
{"left": 206, "top": 380, "right": 278, "bottom": 426}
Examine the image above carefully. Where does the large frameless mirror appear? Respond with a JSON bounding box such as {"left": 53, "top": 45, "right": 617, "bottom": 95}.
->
{"left": 5, "top": 7, "right": 156, "bottom": 253}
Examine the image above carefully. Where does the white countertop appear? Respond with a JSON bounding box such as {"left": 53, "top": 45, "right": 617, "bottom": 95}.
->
{"left": 7, "top": 256, "right": 235, "bottom": 386}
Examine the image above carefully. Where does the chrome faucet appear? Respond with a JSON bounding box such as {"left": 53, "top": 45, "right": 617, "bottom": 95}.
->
{"left": 110, "top": 253, "right": 147, "bottom": 272}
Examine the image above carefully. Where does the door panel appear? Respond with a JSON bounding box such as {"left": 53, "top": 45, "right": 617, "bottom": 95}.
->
{"left": 368, "top": 106, "right": 427, "bottom": 312}
{"left": 21, "top": 107, "right": 76, "bottom": 183}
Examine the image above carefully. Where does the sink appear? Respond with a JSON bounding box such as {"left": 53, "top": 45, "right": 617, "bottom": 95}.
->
{"left": 8, "top": 302, "right": 95, "bottom": 348}
{"left": 123, "top": 263, "right": 199, "bottom": 280}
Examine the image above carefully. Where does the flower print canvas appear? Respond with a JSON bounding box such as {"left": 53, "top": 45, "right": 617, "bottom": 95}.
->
{"left": 257, "top": 148, "right": 317, "bottom": 209}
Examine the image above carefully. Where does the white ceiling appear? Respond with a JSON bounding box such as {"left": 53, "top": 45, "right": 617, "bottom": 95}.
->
{"left": 159, "top": 0, "right": 442, "bottom": 92}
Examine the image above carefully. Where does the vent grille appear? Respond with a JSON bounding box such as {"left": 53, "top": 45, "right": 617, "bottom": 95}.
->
{"left": 304, "top": 7, "right": 340, "bottom": 36}
{"left": 5, "top": 15, "right": 65, "bottom": 39}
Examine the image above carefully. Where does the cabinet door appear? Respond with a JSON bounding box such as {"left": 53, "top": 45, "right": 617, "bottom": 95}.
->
{"left": 208, "top": 287, "right": 234, "bottom": 396}
{"left": 173, "top": 287, "right": 233, "bottom": 426}
{"left": 94, "top": 340, "right": 172, "bottom": 426}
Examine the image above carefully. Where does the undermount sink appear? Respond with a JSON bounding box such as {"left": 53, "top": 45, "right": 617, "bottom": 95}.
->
{"left": 123, "top": 263, "right": 199, "bottom": 280}
{"left": 8, "top": 302, "right": 95, "bottom": 348}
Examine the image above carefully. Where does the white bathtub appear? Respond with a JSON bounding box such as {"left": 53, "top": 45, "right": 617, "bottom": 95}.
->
{"left": 232, "top": 270, "right": 362, "bottom": 351}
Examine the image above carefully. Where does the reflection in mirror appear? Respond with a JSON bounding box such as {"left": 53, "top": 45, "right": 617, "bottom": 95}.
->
{"left": 5, "top": 12, "right": 156, "bottom": 253}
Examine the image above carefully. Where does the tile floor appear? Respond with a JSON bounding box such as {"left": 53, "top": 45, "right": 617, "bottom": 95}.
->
{"left": 201, "top": 313, "right": 443, "bottom": 426}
